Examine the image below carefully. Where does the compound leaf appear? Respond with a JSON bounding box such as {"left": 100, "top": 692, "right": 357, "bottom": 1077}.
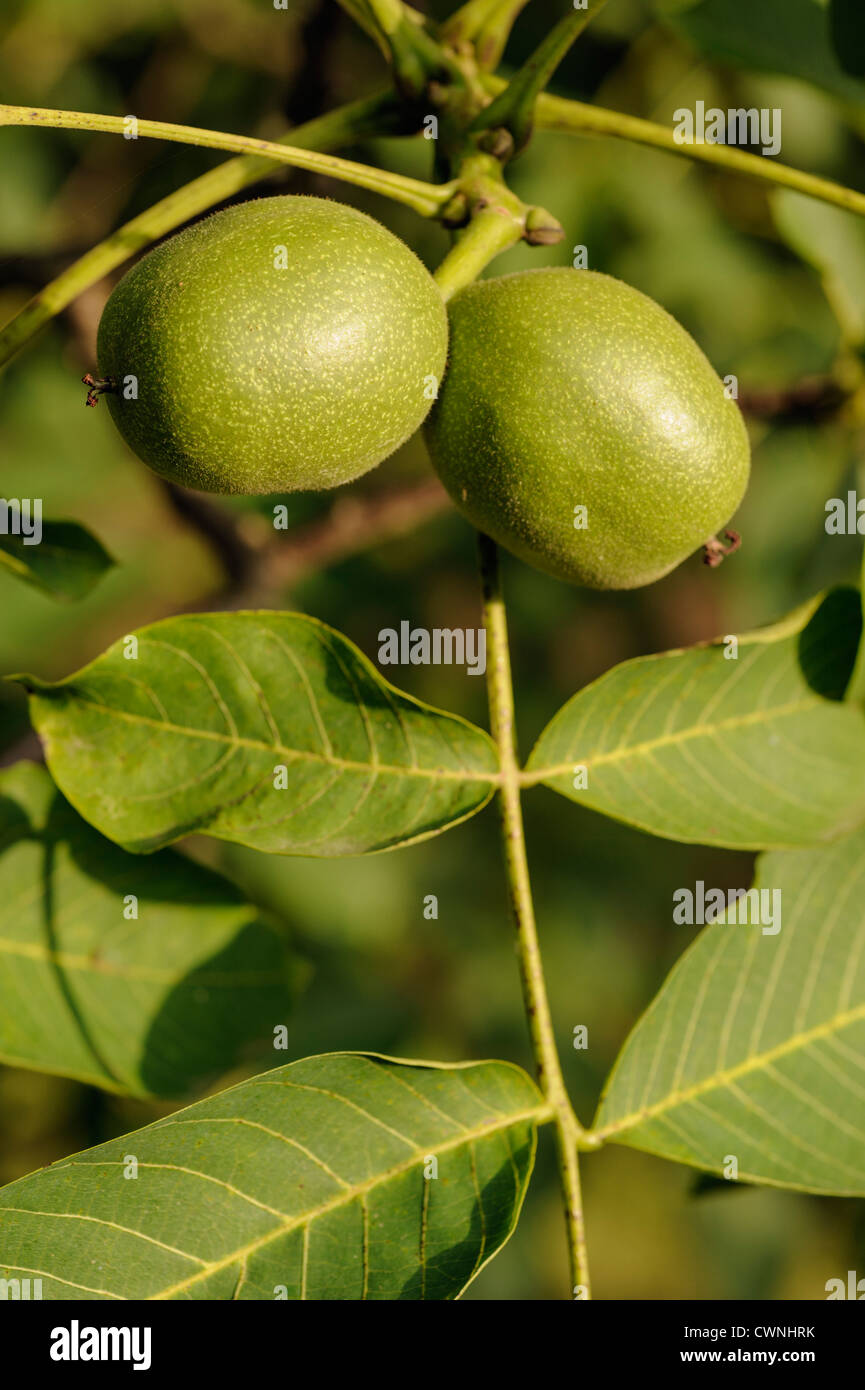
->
{"left": 0, "top": 1053, "right": 544, "bottom": 1300}
{"left": 0, "top": 761, "right": 299, "bottom": 1097}
{"left": 13, "top": 611, "right": 498, "bottom": 856}
{"left": 592, "top": 825, "right": 865, "bottom": 1194}
{"left": 525, "top": 589, "right": 865, "bottom": 850}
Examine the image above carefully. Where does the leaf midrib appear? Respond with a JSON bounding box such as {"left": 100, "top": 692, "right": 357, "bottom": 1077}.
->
{"left": 38, "top": 693, "right": 499, "bottom": 785}
{"left": 590, "top": 1000, "right": 865, "bottom": 1141}
{"left": 145, "top": 1100, "right": 551, "bottom": 1300}
{"left": 0, "top": 934, "right": 283, "bottom": 985}
{"left": 522, "top": 695, "right": 836, "bottom": 784}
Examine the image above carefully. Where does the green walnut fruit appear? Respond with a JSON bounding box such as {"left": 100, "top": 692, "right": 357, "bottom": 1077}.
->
{"left": 425, "top": 267, "right": 750, "bottom": 589}
{"left": 96, "top": 196, "right": 448, "bottom": 494}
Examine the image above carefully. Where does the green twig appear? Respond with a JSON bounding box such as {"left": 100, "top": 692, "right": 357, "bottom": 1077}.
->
{"left": 443, "top": 0, "right": 532, "bottom": 70}
{"left": 343, "top": 0, "right": 461, "bottom": 94}
{"left": 477, "top": 532, "right": 592, "bottom": 1299}
{"left": 442, "top": 0, "right": 504, "bottom": 43}
{"left": 365, "top": 0, "right": 436, "bottom": 93}
{"left": 334, "top": 0, "right": 391, "bottom": 55}
{"left": 364, "top": 0, "right": 416, "bottom": 35}
{"left": 474, "top": 0, "right": 533, "bottom": 71}
{"left": 0, "top": 105, "right": 456, "bottom": 217}
{"left": 472, "top": 0, "right": 609, "bottom": 149}
{"left": 434, "top": 205, "right": 523, "bottom": 299}
{"left": 524, "top": 86, "right": 865, "bottom": 222}
{"left": 0, "top": 92, "right": 402, "bottom": 370}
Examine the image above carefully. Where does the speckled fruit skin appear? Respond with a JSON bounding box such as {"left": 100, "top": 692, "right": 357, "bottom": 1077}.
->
{"left": 425, "top": 267, "right": 750, "bottom": 589}
{"left": 97, "top": 196, "right": 449, "bottom": 495}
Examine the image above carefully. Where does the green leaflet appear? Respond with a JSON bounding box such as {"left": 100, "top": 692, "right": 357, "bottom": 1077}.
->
{"left": 656, "top": 0, "right": 865, "bottom": 105}
{"left": 0, "top": 761, "right": 300, "bottom": 1097}
{"left": 0, "top": 520, "right": 113, "bottom": 600}
{"left": 591, "top": 826, "right": 865, "bottom": 1195}
{"left": 524, "top": 589, "right": 865, "bottom": 850}
{"left": 0, "top": 1053, "right": 546, "bottom": 1300}
{"left": 14, "top": 611, "right": 498, "bottom": 856}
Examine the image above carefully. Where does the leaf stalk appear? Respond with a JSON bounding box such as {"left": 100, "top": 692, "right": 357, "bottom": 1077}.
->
{"left": 477, "top": 532, "right": 593, "bottom": 1298}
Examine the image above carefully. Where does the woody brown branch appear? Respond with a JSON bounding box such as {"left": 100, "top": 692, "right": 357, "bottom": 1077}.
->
{"left": 163, "top": 475, "right": 452, "bottom": 611}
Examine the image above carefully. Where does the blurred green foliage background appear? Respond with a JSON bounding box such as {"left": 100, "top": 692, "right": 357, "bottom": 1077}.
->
{"left": 1, "top": 0, "right": 864, "bottom": 1299}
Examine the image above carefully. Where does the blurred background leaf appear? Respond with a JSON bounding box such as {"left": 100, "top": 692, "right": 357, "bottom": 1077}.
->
{"left": 0, "top": 761, "right": 303, "bottom": 1098}
{"left": 829, "top": 0, "right": 865, "bottom": 81}
{"left": 0, "top": 517, "right": 113, "bottom": 599}
{"left": 654, "top": 0, "right": 865, "bottom": 106}
{"left": 772, "top": 187, "right": 865, "bottom": 347}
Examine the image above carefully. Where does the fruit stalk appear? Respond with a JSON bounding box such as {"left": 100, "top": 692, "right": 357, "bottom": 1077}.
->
{"left": 477, "top": 531, "right": 592, "bottom": 1299}
{"left": 433, "top": 205, "right": 523, "bottom": 299}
